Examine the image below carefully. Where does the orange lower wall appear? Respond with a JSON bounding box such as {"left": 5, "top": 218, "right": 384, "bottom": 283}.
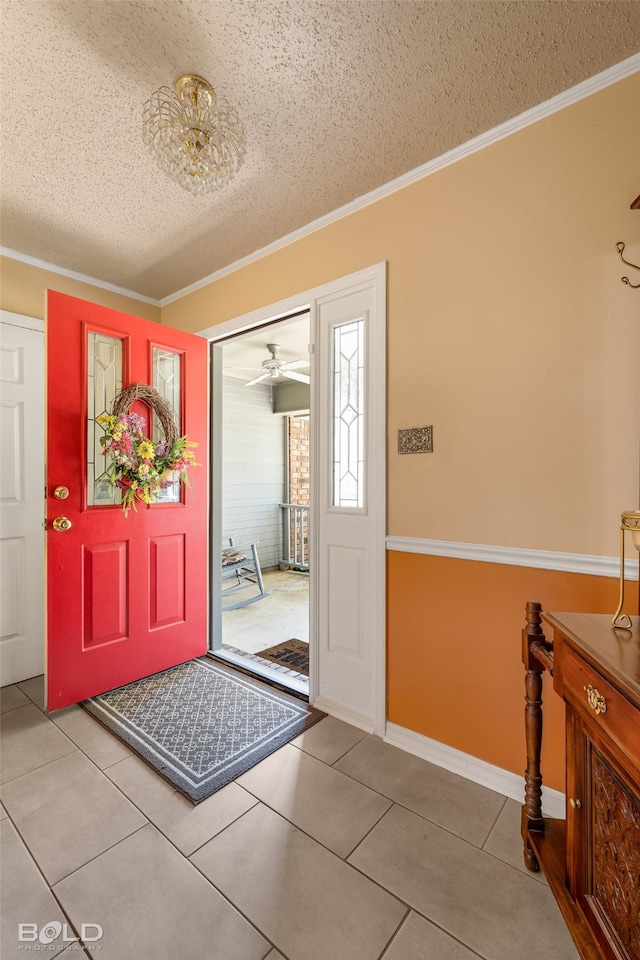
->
{"left": 387, "top": 551, "right": 638, "bottom": 792}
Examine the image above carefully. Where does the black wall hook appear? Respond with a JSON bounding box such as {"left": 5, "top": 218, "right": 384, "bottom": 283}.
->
{"left": 616, "top": 241, "right": 640, "bottom": 289}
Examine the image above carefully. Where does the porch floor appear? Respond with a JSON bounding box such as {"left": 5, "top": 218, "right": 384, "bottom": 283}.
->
{"left": 222, "top": 569, "right": 309, "bottom": 654}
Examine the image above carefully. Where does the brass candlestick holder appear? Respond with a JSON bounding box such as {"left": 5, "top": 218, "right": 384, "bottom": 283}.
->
{"left": 612, "top": 509, "right": 640, "bottom": 629}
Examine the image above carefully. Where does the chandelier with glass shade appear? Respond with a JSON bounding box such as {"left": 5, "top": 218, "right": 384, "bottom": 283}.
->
{"left": 142, "top": 74, "right": 246, "bottom": 196}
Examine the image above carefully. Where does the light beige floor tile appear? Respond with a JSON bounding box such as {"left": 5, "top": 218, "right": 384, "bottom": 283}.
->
{"left": 335, "top": 735, "right": 504, "bottom": 846}
{"left": 383, "top": 911, "right": 479, "bottom": 960}
{"left": 16, "top": 675, "right": 45, "bottom": 710}
{"left": 0, "top": 801, "right": 7, "bottom": 819}
{"left": 50, "top": 705, "right": 131, "bottom": 769}
{"left": 483, "top": 797, "right": 546, "bottom": 883}
{"left": 1, "top": 751, "right": 147, "bottom": 884}
{"left": 54, "top": 823, "right": 269, "bottom": 960}
{"left": 237, "top": 743, "right": 390, "bottom": 857}
{"left": 349, "top": 804, "right": 579, "bottom": 960}
{"left": 290, "top": 715, "right": 367, "bottom": 764}
{"left": 105, "top": 754, "right": 258, "bottom": 855}
{"left": 191, "top": 803, "right": 407, "bottom": 960}
{"left": 0, "top": 685, "right": 30, "bottom": 713}
{"left": 0, "top": 704, "right": 76, "bottom": 783}
{"left": 1, "top": 819, "right": 69, "bottom": 959}
{"left": 264, "top": 952, "right": 287, "bottom": 960}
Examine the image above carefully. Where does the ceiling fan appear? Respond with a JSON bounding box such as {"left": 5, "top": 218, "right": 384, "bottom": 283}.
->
{"left": 245, "top": 343, "right": 310, "bottom": 387}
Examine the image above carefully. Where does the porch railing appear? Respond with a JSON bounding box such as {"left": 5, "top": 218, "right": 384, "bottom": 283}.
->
{"left": 280, "top": 503, "right": 310, "bottom": 571}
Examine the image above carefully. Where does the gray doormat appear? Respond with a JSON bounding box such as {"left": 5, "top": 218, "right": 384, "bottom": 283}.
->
{"left": 82, "top": 657, "right": 325, "bottom": 803}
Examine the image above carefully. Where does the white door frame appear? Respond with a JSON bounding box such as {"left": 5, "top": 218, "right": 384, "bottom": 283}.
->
{"left": 198, "top": 262, "right": 387, "bottom": 733}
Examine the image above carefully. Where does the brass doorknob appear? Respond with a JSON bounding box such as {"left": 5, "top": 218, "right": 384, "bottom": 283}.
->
{"left": 52, "top": 516, "right": 72, "bottom": 532}
{"left": 569, "top": 798, "right": 582, "bottom": 809}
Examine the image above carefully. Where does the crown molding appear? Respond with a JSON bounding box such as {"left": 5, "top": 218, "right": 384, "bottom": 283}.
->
{"left": 161, "top": 53, "right": 640, "bottom": 307}
{"left": 386, "top": 536, "right": 639, "bottom": 581}
{"left": 0, "top": 246, "right": 161, "bottom": 308}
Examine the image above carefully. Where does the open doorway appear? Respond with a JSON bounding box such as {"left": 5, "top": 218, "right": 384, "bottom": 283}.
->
{"left": 211, "top": 312, "right": 311, "bottom": 695}
{"left": 206, "top": 263, "right": 386, "bottom": 732}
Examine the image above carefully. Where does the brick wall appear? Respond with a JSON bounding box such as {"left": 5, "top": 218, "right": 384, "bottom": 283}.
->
{"left": 288, "top": 417, "right": 309, "bottom": 505}
{"left": 288, "top": 417, "right": 310, "bottom": 567}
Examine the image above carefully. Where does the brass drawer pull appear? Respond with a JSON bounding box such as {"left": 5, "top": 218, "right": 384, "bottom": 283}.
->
{"left": 584, "top": 684, "right": 607, "bottom": 715}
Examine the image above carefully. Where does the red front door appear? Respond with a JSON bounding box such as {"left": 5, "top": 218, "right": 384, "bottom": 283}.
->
{"left": 46, "top": 291, "right": 208, "bottom": 710}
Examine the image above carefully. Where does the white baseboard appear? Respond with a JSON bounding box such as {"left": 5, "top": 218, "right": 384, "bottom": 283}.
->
{"left": 384, "top": 721, "right": 565, "bottom": 820}
{"left": 312, "top": 695, "right": 376, "bottom": 735}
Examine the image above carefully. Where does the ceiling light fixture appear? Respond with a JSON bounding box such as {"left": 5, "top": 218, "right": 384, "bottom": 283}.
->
{"left": 142, "top": 74, "right": 245, "bottom": 196}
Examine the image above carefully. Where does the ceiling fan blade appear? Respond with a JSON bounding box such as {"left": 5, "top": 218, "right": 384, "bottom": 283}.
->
{"left": 282, "top": 370, "right": 310, "bottom": 385}
{"left": 280, "top": 359, "right": 309, "bottom": 371}
{"left": 245, "top": 372, "right": 271, "bottom": 386}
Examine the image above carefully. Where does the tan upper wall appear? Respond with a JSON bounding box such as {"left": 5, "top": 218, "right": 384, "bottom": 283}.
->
{"left": 163, "top": 74, "right": 640, "bottom": 560}
{"left": 0, "top": 256, "right": 161, "bottom": 323}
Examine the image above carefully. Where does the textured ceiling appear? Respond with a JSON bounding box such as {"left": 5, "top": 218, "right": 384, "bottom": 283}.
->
{"left": 1, "top": 1, "right": 639, "bottom": 301}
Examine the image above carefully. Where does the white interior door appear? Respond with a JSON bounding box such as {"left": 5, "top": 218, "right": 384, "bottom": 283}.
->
{"left": 0, "top": 313, "right": 45, "bottom": 686}
{"left": 313, "top": 265, "right": 386, "bottom": 733}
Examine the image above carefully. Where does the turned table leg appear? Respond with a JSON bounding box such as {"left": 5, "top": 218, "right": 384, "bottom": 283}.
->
{"left": 522, "top": 600, "right": 551, "bottom": 872}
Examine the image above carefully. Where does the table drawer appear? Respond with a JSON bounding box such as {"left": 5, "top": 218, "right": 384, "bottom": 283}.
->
{"left": 562, "top": 645, "right": 640, "bottom": 777}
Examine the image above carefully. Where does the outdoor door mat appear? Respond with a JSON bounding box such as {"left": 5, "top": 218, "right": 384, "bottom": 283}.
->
{"left": 255, "top": 639, "right": 309, "bottom": 676}
{"left": 82, "top": 657, "right": 324, "bottom": 803}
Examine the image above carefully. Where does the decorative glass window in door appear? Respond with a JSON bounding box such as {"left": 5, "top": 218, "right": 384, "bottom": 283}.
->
{"left": 87, "top": 332, "right": 123, "bottom": 506}
{"left": 152, "top": 346, "right": 182, "bottom": 503}
{"left": 332, "top": 317, "right": 365, "bottom": 509}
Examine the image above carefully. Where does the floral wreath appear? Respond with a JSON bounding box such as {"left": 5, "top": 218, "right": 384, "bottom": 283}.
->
{"left": 97, "top": 383, "right": 197, "bottom": 515}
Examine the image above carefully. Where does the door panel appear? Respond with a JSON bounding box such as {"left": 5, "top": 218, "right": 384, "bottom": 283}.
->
{"left": 46, "top": 292, "right": 208, "bottom": 710}
{"left": 328, "top": 545, "right": 365, "bottom": 658}
{"left": 82, "top": 541, "right": 128, "bottom": 646}
{"left": 149, "top": 535, "right": 185, "bottom": 627}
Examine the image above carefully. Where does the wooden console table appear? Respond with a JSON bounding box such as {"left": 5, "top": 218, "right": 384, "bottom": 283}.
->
{"left": 522, "top": 602, "right": 640, "bottom": 960}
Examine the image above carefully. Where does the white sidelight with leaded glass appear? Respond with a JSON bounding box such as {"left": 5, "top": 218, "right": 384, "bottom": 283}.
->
{"left": 315, "top": 264, "right": 386, "bottom": 734}
{"left": 332, "top": 318, "right": 365, "bottom": 509}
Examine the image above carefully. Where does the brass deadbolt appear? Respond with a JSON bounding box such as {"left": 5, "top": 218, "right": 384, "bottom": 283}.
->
{"left": 52, "top": 516, "right": 72, "bottom": 532}
{"left": 54, "top": 486, "right": 70, "bottom": 499}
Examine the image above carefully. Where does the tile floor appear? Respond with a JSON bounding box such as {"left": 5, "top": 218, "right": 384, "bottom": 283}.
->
{"left": 1, "top": 674, "right": 579, "bottom": 960}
